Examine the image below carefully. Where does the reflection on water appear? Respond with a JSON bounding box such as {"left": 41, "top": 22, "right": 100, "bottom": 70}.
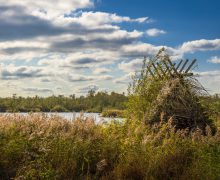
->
{"left": 0, "top": 112, "right": 123, "bottom": 123}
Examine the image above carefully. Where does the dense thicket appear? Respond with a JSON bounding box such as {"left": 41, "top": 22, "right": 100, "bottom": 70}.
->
{"left": 0, "top": 91, "right": 127, "bottom": 113}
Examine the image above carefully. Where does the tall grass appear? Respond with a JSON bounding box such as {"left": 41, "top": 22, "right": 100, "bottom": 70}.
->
{"left": 0, "top": 114, "right": 220, "bottom": 179}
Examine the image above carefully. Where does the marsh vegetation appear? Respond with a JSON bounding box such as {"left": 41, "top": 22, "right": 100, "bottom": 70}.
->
{"left": 0, "top": 50, "right": 220, "bottom": 179}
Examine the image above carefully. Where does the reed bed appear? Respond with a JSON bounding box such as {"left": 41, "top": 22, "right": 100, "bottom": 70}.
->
{"left": 0, "top": 114, "right": 220, "bottom": 179}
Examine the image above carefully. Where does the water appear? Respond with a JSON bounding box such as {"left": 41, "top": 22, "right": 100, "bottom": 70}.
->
{"left": 0, "top": 112, "right": 123, "bottom": 123}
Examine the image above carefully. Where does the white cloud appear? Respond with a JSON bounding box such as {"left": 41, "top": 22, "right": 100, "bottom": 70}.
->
{"left": 2, "top": 0, "right": 93, "bottom": 17}
{"left": 146, "top": 28, "right": 166, "bottom": 37}
{"left": 196, "top": 70, "right": 220, "bottom": 94}
{"left": 22, "top": 87, "right": 53, "bottom": 94}
{"left": 197, "top": 70, "right": 220, "bottom": 77}
{"left": 0, "top": 40, "right": 49, "bottom": 50}
{"left": 114, "top": 72, "right": 135, "bottom": 84}
{"left": 121, "top": 43, "right": 162, "bottom": 56}
{"left": 93, "top": 67, "right": 111, "bottom": 74}
{"left": 68, "top": 74, "right": 113, "bottom": 83}
{"left": 207, "top": 56, "right": 220, "bottom": 64}
{"left": 64, "top": 11, "right": 150, "bottom": 26}
{"left": 121, "top": 43, "right": 180, "bottom": 60}
{"left": 180, "top": 39, "right": 220, "bottom": 53}
{"left": 38, "top": 51, "right": 120, "bottom": 69}
{"left": 68, "top": 75, "right": 95, "bottom": 82}
{"left": 118, "top": 58, "right": 144, "bottom": 73}
{"left": 0, "top": 0, "right": 220, "bottom": 96}
{"left": 0, "top": 64, "right": 51, "bottom": 80}
{"left": 77, "top": 84, "right": 110, "bottom": 94}
{"left": 77, "top": 84, "right": 99, "bottom": 93}
{"left": 99, "top": 75, "right": 113, "bottom": 81}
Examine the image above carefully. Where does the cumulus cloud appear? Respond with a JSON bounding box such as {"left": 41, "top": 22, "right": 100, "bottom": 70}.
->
{"left": 68, "top": 75, "right": 95, "bottom": 82}
{"left": 197, "top": 70, "right": 220, "bottom": 77}
{"left": 207, "top": 56, "right": 220, "bottom": 64}
{"left": 0, "top": 0, "right": 219, "bottom": 96}
{"left": 99, "top": 75, "right": 113, "bottom": 80}
{"left": 180, "top": 39, "right": 220, "bottom": 53}
{"left": 118, "top": 58, "right": 144, "bottom": 72}
{"left": 196, "top": 70, "right": 220, "bottom": 94}
{"left": 77, "top": 84, "right": 110, "bottom": 94}
{"left": 114, "top": 73, "right": 135, "bottom": 84}
{"left": 121, "top": 43, "right": 180, "bottom": 59}
{"left": 66, "top": 11, "right": 150, "bottom": 26}
{"left": 146, "top": 28, "right": 166, "bottom": 37}
{"left": 22, "top": 87, "right": 53, "bottom": 93}
{"left": 37, "top": 51, "right": 119, "bottom": 70}
{"left": 120, "top": 39, "right": 220, "bottom": 62}
{"left": 0, "top": 64, "right": 50, "bottom": 80}
{"left": 1, "top": 0, "right": 93, "bottom": 17}
{"left": 77, "top": 84, "right": 99, "bottom": 93}
{"left": 50, "top": 30, "right": 143, "bottom": 53}
{"left": 0, "top": 6, "right": 67, "bottom": 41}
{"left": 93, "top": 67, "right": 111, "bottom": 74}
{"left": 68, "top": 74, "right": 113, "bottom": 82}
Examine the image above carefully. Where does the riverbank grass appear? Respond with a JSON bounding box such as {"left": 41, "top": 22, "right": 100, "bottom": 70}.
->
{"left": 0, "top": 114, "right": 220, "bottom": 179}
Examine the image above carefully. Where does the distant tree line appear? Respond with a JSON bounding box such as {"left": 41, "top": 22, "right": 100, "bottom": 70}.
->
{"left": 0, "top": 90, "right": 219, "bottom": 114}
{"left": 0, "top": 91, "right": 128, "bottom": 113}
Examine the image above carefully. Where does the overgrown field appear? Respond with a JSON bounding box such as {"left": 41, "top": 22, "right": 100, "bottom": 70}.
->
{"left": 0, "top": 114, "right": 220, "bottom": 179}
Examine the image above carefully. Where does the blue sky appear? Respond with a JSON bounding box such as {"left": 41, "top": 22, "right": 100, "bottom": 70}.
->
{"left": 0, "top": 0, "right": 220, "bottom": 96}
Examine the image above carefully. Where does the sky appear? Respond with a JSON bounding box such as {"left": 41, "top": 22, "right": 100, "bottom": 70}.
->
{"left": 0, "top": 0, "right": 220, "bottom": 97}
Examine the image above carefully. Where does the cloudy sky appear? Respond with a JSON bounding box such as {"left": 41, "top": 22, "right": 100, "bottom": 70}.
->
{"left": 0, "top": 0, "right": 220, "bottom": 97}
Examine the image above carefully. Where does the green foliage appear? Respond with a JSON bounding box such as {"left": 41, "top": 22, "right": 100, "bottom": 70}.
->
{"left": 51, "top": 105, "right": 68, "bottom": 112}
{"left": 126, "top": 54, "right": 165, "bottom": 121}
{"left": 101, "top": 109, "right": 125, "bottom": 118}
{"left": 126, "top": 49, "right": 216, "bottom": 133}
{"left": 0, "top": 114, "right": 220, "bottom": 179}
{"left": 200, "top": 95, "right": 220, "bottom": 128}
{"left": 0, "top": 92, "right": 127, "bottom": 113}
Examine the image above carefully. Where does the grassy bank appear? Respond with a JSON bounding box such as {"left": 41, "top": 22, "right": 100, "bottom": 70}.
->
{"left": 0, "top": 114, "right": 220, "bottom": 179}
{"left": 101, "top": 109, "right": 125, "bottom": 118}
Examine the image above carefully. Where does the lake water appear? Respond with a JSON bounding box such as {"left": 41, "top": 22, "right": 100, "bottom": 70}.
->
{"left": 0, "top": 112, "right": 123, "bottom": 123}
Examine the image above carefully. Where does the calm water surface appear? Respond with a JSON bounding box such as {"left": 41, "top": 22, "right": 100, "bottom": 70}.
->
{"left": 0, "top": 112, "right": 123, "bottom": 123}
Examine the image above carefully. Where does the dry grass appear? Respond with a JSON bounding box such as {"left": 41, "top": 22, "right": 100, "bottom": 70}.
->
{"left": 127, "top": 49, "right": 215, "bottom": 134}
{"left": 0, "top": 114, "right": 220, "bottom": 179}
